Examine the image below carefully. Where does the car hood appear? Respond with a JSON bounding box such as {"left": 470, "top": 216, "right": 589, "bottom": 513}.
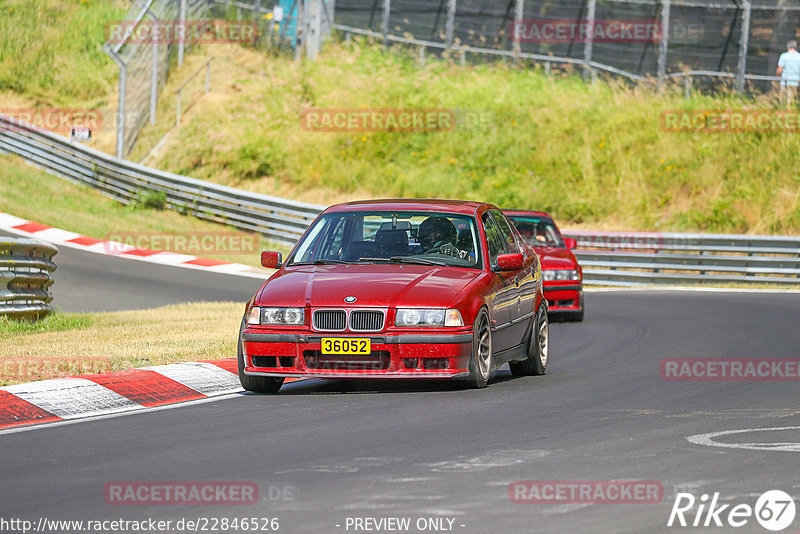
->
{"left": 256, "top": 264, "right": 481, "bottom": 308}
{"left": 534, "top": 246, "right": 578, "bottom": 270}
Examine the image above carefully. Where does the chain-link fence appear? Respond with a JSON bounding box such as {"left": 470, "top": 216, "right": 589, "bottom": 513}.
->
{"left": 333, "top": 0, "right": 800, "bottom": 92}
{"left": 103, "top": 0, "right": 210, "bottom": 158}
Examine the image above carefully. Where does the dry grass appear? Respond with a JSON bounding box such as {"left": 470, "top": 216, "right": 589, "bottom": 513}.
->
{"left": 0, "top": 302, "right": 242, "bottom": 386}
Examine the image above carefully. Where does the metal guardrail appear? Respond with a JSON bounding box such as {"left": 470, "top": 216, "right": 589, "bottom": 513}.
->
{"left": 0, "top": 114, "right": 324, "bottom": 245}
{"left": 0, "top": 238, "right": 58, "bottom": 319}
{"left": 563, "top": 230, "right": 800, "bottom": 286}
{"left": 2, "top": 114, "right": 799, "bottom": 286}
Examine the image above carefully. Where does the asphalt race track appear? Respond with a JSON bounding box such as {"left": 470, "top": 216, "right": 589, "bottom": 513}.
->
{"left": 2, "top": 280, "right": 799, "bottom": 532}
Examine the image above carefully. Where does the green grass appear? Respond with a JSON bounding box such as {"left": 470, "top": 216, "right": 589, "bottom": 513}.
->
{"left": 0, "top": 154, "right": 290, "bottom": 265}
{"left": 0, "top": 302, "right": 241, "bottom": 385}
{"left": 139, "top": 40, "right": 800, "bottom": 235}
{"left": 0, "top": 0, "right": 129, "bottom": 105}
{"left": 0, "top": 311, "right": 93, "bottom": 335}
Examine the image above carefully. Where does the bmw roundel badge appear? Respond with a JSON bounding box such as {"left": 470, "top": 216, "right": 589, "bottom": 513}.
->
{"left": 344, "top": 296, "right": 357, "bottom": 303}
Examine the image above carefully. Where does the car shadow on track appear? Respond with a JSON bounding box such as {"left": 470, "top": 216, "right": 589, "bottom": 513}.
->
{"left": 241, "top": 368, "right": 525, "bottom": 396}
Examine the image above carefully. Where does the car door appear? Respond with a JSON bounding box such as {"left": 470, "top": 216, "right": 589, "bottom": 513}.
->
{"left": 481, "top": 211, "right": 519, "bottom": 353}
{"left": 494, "top": 211, "right": 537, "bottom": 347}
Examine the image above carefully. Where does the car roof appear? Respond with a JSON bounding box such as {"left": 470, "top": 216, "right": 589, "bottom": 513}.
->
{"left": 503, "top": 209, "right": 553, "bottom": 219}
{"left": 325, "top": 199, "right": 492, "bottom": 215}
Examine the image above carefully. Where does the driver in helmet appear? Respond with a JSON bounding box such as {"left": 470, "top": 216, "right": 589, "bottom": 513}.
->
{"left": 418, "top": 216, "right": 458, "bottom": 254}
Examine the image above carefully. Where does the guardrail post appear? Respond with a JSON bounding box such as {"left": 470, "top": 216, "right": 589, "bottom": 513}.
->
{"left": 382, "top": 0, "right": 391, "bottom": 49}
{"left": 684, "top": 74, "right": 691, "bottom": 99}
{"left": 736, "top": 0, "right": 751, "bottom": 93}
{"left": 513, "top": 0, "right": 524, "bottom": 64}
{"left": 583, "top": 0, "right": 596, "bottom": 80}
{"left": 446, "top": 0, "right": 456, "bottom": 51}
{"left": 657, "top": 0, "right": 670, "bottom": 84}
{"left": 176, "top": 89, "right": 182, "bottom": 126}
{"left": 418, "top": 44, "right": 426, "bottom": 67}
{"left": 205, "top": 61, "right": 211, "bottom": 94}
{"left": 545, "top": 61, "right": 551, "bottom": 75}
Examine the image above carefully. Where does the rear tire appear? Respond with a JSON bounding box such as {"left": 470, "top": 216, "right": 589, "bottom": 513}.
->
{"left": 465, "top": 309, "right": 492, "bottom": 388}
{"left": 237, "top": 320, "right": 284, "bottom": 394}
{"left": 509, "top": 303, "right": 548, "bottom": 376}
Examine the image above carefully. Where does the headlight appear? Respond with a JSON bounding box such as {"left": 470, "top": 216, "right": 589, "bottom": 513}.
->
{"left": 247, "top": 307, "right": 304, "bottom": 326}
{"left": 395, "top": 308, "right": 464, "bottom": 327}
{"left": 542, "top": 269, "right": 579, "bottom": 282}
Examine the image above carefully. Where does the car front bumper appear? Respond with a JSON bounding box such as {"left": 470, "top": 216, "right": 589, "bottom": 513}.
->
{"left": 543, "top": 283, "right": 583, "bottom": 312}
{"left": 241, "top": 331, "right": 473, "bottom": 379}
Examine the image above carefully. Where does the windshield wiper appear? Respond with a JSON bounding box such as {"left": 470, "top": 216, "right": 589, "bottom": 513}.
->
{"left": 358, "top": 256, "right": 446, "bottom": 266}
{"left": 292, "top": 259, "right": 350, "bottom": 266}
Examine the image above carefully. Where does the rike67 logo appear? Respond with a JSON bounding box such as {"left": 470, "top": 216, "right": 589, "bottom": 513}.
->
{"left": 668, "top": 490, "right": 796, "bottom": 531}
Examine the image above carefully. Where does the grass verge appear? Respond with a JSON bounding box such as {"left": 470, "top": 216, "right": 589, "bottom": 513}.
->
{"left": 0, "top": 154, "right": 290, "bottom": 266}
{"left": 0, "top": 301, "right": 241, "bottom": 386}
{"left": 137, "top": 40, "right": 800, "bottom": 235}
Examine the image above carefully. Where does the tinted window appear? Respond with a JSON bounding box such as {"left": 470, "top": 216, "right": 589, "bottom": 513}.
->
{"left": 290, "top": 211, "right": 482, "bottom": 269}
{"left": 482, "top": 212, "right": 508, "bottom": 266}
{"left": 507, "top": 216, "right": 564, "bottom": 248}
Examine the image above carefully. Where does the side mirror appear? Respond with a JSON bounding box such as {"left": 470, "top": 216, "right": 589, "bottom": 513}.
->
{"left": 564, "top": 238, "right": 577, "bottom": 250}
{"left": 261, "top": 251, "right": 283, "bottom": 269}
{"left": 496, "top": 253, "right": 524, "bottom": 271}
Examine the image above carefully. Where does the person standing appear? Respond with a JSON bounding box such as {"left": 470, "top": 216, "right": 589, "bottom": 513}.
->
{"left": 777, "top": 40, "right": 800, "bottom": 107}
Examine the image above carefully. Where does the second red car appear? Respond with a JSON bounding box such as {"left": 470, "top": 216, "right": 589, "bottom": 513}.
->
{"left": 505, "top": 210, "right": 584, "bottom": 322}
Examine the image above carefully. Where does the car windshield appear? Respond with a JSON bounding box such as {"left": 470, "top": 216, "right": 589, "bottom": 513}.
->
{"left": 507, "top": 216, "right": 564, "bottom": 248}
{"left": 289, "top": 211, "right": 482, "bottom": 269}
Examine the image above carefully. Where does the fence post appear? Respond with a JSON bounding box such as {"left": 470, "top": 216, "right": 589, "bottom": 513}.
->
{"left": 178, "top": 0, "right": 187, "bottom": 67}
{"left": 445, "top": 0, "right": 456, "bottom": 50}
{"left": 736, "top": 0, "right": 751, "bottom": 92}
{"left": 295, "top": 0, "right": 304, "bottom": 60}
{"left": 205, "top": 61, "right": 211, "bottom": 94}
{"left": 116, "top": 65, "right": 127, "bottom": 158}
{"left": 583, "top": 0, "right": 596, "bottom": 79}
{"left": 513, "top": 0, "right": 524, "bottom": 63}
{"left": 150, "top": 33, "right": 158, "bottom": 125}
{"left": 657, "top": 0, "right": 670, "bottom": 83}
{"left": 306, "top": 0, "right": 322, "bottom": 59}
{"left": 382, "top": 0, "right": 391, "bottom": 49}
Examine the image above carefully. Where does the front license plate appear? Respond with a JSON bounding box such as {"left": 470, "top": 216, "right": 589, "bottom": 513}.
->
{"left": 321, "top": 338, "right": 371, "bottom": 355}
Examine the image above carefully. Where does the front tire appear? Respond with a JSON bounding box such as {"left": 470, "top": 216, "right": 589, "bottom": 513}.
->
{"left": 237, "top": 320, "right": 284, "bottom": 394}
{"left": 509, "top": 303, "right": 548, "bottom": 376}
{"left": 465, "top": 309, "right": 492, "bottom": 388}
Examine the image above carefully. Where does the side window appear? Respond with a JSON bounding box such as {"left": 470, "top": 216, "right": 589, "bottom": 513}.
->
{"left": 492, "top": 210, "right": 522, "bottom": 254}
{"left": 482, "top": 212, "right": 509, "bottom": 266}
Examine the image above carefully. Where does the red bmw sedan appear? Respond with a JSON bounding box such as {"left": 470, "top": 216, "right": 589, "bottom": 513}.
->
{"left": 504, "top": 210, "right": 584, "bottom": 322}
{"left": 238, "top": 199, "right": 549, "bottom": 393}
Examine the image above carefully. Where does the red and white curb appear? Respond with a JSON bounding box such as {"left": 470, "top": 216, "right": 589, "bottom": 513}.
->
{"left": 0, "top": 359, "right": 300, "bottom": 431}
{"left": 0, "top": 212, "right": 271, "bottom": 279}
